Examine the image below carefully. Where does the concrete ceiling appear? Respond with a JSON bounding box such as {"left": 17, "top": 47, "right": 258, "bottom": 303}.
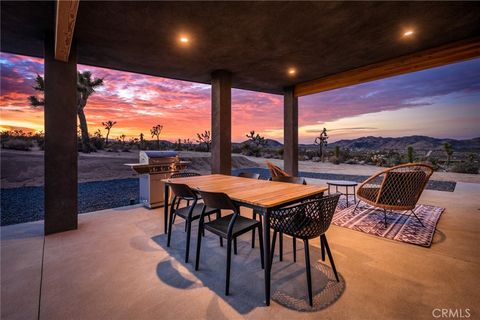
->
{"left": 2, "top": 1, "right": 480, "bottom": 94}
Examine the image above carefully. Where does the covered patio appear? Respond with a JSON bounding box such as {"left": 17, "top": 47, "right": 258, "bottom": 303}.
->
{"left": 2, "top": 179, "right": 480, "bottom": 319}
{"left": 1, "top": 1, "right": 480, "bottom": 319}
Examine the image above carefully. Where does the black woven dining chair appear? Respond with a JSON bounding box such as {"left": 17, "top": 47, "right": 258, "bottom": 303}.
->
{"left": 167, "top": 183, "right": 220, "bottom": 263}
{"left": 170, "top": 172, "right": 202, "bottom": 207}
{"left": 195, "top": 190, "right": 264, "bottom": 296}
{"left": 259, "top": 175, "right": 307, "bottom": 263}
{"left": 237, "top": 172, "right": 260, "bottom": 180}
{"left": 170, "top": 172, "right": 201, "bottom": 179}
{"left": 236, "top": 172, "right": 263, "bottom": 249}
{"left": 269, "top": 193, "right": 341, "bottom": 306}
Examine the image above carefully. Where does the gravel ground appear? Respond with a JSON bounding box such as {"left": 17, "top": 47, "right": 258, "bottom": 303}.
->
{"left": 231, "top": 168, "right": 457, "bottom": 192}
{"left": 1, "top": 178, "right": 139, "bottom": 226}
{"left": 0, "top": 168, "right": 456, "bottom": 226}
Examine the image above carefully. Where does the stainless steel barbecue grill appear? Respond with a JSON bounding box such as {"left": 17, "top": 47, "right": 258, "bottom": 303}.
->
{"left": 125, "top": 151, "right": 188, "bottom": 208}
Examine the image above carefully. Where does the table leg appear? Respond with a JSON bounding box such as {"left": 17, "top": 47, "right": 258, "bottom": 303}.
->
{"left": 263, "top": 208, "right": 271, "bottom": 306}
{"left": 164, "top": 184, "right": 170, "bottom": 234}
{"left": 346, "top": 187, "right": 350, "bottom": 207}
{"left": 354, "top": 186, "right": 357, "bottom": 204}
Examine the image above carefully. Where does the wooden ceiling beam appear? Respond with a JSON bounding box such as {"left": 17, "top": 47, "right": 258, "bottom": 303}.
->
{"left": 294, "top": 37, "right": 480, "bottom": 97}
{"left": 55, "top": 0, "right": 79, "bottom": 62}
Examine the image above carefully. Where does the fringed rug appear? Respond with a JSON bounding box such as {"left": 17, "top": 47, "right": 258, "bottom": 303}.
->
{"left": 333, "top": 199, "right": 444, "bottom": 247}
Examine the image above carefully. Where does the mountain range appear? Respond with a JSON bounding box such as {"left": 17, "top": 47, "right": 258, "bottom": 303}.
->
{"left": 157, "top": 135, "right": 480, "bottom": 152}
{"left": 302, "top": 136, "right": 480, "bottom": 152}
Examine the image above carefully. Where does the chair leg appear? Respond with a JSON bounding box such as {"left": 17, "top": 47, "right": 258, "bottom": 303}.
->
{"left": 234, "top": 237, "right": 238, "bottom": 255}
{"left": 410, "top": 209, "right": 425, "bottom": 227}
{"left": 251, "top": 211, "right": 256, "bottom": 248}
{"left": 167, "top": 212, "right": 175, "bottom": 247}
{"left": 383, "top": 209, "right": 388, "bottom": 228}
{"left": 217, "top": 211, "right": 223, "bottom": 247}
{"left": 270, "top": 231, "right": 277, "bottom": 268}
{"left": 257, "top": 226, "right": 264, "bottom": 269}
{"left": 320, "top": 236, "right": 325, "bottom": 261}
{"left": 352, "top": 200, "right": 361, "bottom": 214}
{"left": 226, "top": 238, "right": 232, "bottom": 296}
{"left": 322, "top": 234, "right": 339, "bottom": 282}
{"left": 185, "top": 220, "right": 192, "bottom": 263}
{"left": 293, "top": 237, "right": 297, "bottom": 262}
{"left": 304, "top": 239, "right": 313, "bottom": 307}
{"left": 279, "top": 232, "right": 283, "bottom": 261}
{"left": 195, "top": 221, "right": 203, "bottom": 271}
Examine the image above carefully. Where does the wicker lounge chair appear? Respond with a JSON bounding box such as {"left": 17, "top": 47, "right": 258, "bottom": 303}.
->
{"left": 354, "top": 163, "right": 434, "bottom": 227}
{"left": 265, "top": 161, "right": 289, "bottom": 177}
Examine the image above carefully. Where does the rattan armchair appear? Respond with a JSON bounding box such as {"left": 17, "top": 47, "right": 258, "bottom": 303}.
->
{"left": 265, "top": 160, "right": 289, "bottom": 177}
{"left": 354, "top": 163, "right": 434, "bottom": 227}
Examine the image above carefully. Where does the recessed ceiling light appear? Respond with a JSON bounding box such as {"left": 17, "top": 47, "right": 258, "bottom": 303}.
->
{"left": 179, "top": 36, "right": 189, "bottom": 43}
{"left": 288, "top": 68, "right": 296, "bottom": 75}
{"left": 403, "top": 30, "right": 414, "bottom": 37}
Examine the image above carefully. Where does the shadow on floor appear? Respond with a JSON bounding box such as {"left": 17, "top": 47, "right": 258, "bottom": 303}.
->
{"left": 1, "top": 221, "right": 44, "bottom": 240}
{"left": 152, "top": 222, "right": 345, "bottom": 313}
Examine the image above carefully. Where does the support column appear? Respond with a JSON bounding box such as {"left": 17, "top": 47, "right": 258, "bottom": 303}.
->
{"left": 44, "top": 36, "right": 78, "bottom": 234}
{"left": 283, "top": 87, "right": 299, "bottom": 176}
{"left": 211, "top": 70, "right": 232, "bottom": 175}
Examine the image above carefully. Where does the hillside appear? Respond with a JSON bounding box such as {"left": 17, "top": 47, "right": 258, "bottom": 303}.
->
{"left": 234, "top": 139, "right": 283, "bottom": 148}
{"left": 326, "top": 136, "right": 480, "bottom": 152}
{"left": 152, "top": 136, "right": 480, "bottom": 153}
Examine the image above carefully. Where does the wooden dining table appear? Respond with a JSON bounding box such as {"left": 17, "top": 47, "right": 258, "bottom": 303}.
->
{"left": 162, "top": 174, "right": 327, "bottom": 306}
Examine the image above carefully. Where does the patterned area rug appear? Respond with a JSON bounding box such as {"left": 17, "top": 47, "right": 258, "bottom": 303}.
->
{"left": 153, "top": 221, "right": 346, "bottom": 312}
{"left": 333, "top": 199, "right": 445, "bottom": 247}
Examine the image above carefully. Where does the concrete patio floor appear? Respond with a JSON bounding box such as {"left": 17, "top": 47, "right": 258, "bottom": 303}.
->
{"left": 2, "top": 180, "right": 480, "bottom": 320}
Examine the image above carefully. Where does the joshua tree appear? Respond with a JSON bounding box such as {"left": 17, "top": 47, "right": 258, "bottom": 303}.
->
{"left": 118, "top": 134, "right": 127, "bottom": 145}
{"left": 246, "top": 130, "right": 266, "bottom": 148}
{"left": 150, "top": 124, "right": 163, "bottom": 150}
{"left": 93, "top": 129, "right": 103, "bottom": 138}
{"left": 183, "top": 138, "right": 193, "bottom": 151}
{"left": 28, "top": 71, "right": 104, "bottom": 153}
{"left": 196, "top": 130, "right": 211, "bottom": 152}
{"left": 407, "top": 146, "right": 415, "bottom": 163}
{"left": 139, "top": 133, "right": 145, "bottom": 150}
{"left": 443, "top": 142, "right": 454, "bottom": 166}
{"left": 314, "top": 128, "right": 328, "bottom": 162}
{"left": 102, "top": 120, "right": 117, "bottom": 144}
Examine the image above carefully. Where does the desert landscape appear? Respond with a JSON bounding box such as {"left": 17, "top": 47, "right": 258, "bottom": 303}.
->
{"left": 2, "top": 148, "right": 479, "bottom": 190}
{"left": 1, "top": 132, "right": 479, "bottom": 226}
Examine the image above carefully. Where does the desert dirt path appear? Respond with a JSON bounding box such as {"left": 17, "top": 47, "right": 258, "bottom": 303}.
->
{"left": 0, "top": 150, "right": 258, "bottom": 188}
{"left": 2, "top": 149, "right": 478, "bottom": 188}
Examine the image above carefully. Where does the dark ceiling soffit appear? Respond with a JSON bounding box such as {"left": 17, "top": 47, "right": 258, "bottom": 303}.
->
{"left": 0, "top": 47, "right": 283, "bottom": 96}
{"left": 294, "top": 37, "right": 480, "bottom": 97}
{"left": 1, "top": 37, "right": 480, "bottom": 97}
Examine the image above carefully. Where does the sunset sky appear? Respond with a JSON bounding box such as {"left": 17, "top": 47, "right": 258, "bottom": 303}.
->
{"left": 1, "top": 52, "right": 479, "bottom": 143}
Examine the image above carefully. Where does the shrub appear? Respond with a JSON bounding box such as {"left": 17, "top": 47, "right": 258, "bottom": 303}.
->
{"left": 91, "top": 137, "right": 105, "bottom": 150}
{"left": 451, "top": 162, "right": 479, "bottom": 174}
{"left": 344, "top": 159, "right": 359, "bottom": 165}
{"left": 407, "top": 146, "right": 415, "bottom": 163}
{"left": 277, "top": 148, "right": 284, "bottom": 157}
{"left": 2, "top": 138, "right": 33, "bottom": 151}
{"left": 329, "top": 156, "right": 340, "bottom": 165}
{"left": 232, "top": 145, "right": 242, "bottom": 154}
